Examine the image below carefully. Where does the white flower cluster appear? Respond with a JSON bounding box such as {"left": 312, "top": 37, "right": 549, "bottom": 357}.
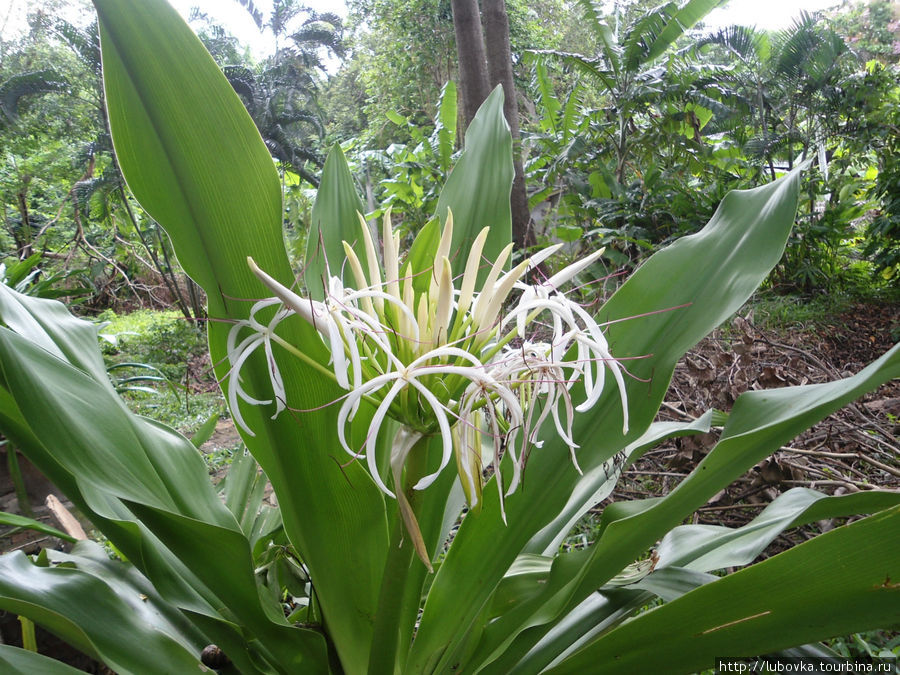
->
{"left": 227, "top": 211, "right": 629, "bottom": 519}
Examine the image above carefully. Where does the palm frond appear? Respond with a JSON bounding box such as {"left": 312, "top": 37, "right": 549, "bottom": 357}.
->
{"left": 231, "top": 0, "right": 264, "bottom": 30}
{"left": 694, "top": 25, "right": 765, "bottom": 65}
{"left": 525, "top": 49, "right": 618, "bottom": 92}
{"left": 0, "top": 70, "right": 67, "bottom": 123}
{"left": 52, "top": 19, "right": 101, "bottom": 74}
{"left": 773, "top": 11, "right": 847, "bottom": 86}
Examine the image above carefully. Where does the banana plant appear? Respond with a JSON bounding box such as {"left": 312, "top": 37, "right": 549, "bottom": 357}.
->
{"left": 0, "top": 1, "right": 897, "bottom": 674}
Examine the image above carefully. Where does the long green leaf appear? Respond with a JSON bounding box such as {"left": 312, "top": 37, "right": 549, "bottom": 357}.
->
{"left": 528, "top": 411, "right": 716, "bottom": 556}
{"left": 436, "top": 81, "right": 458, "bottom": 172}
{"left": 499, "top": 487, "right": 900, "bottom": 673}
{"left": 0, "top": 512, "right": 76, "bottom": 543}
{"left": 548, "top": 506, "right": 900, "bottom": 674}
{"left": 305, "top": 145, "right": 368, "bottom": 299}
{"left": 645, "top": 0, "right": 723, "bottom": 64}
{"left": 0, "top": 326, "right": 330, "bottom": 673}
{"left": 94, "top": 0, "right": 284, "bottom": 312}
{"left": 0, "top": 645, "right": 86, "bottom": 674}
{"left": 0, "top": 546, "right": 204, "bottom": 674}
{"left": 435, "top": 85, "right": 513, "bottom": 282}
{"left": 92, "top": 2, "right": 389, "bottom": 670}
{"left": 655, "top": 487, "right": 900, "bottom": 571}
{"left": 477, "top": 343, "right": 900, "bottom": 673}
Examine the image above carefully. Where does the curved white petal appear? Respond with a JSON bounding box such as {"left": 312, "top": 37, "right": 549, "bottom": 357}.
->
{"left": 365, "top": 378, "right": 407, "bottom": 498}
{"left": 406, "top": 378, "right": 454, "bottom": 491}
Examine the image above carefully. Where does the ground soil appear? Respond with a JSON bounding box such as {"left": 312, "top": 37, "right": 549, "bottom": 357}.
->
{"left": 1, "top": 299, "right": 897, "bottom": 670}
{"left": 604, "top": 301, "right": 899, "bottom": 554}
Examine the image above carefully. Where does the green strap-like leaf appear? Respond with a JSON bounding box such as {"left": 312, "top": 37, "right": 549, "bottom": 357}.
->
{"left": 0, "top": 645, "right": 86, "bottom": 674}
{"left": 305, "top": 145, "right": 368, "bottom": 299}
{"left": 645, "top": 0, "right": 723, "bottom": 64}
{"left": 0, "top": 549, "right": 204, "bottom": 674}
{"left": 0, "top": 326, "right": 330, "bottom": 672}
{"left": 92, "top": 2, "right": 390, "bottom": 670}
{"left": 475, "top": 343, "right": 900, "bottom": 673}
{"left": 94, "top": 0, "right": 287, "bottom": 314}
{"left": 655, "top": 487, "right": 900, "bottom": 572}
{"left": 0, "top": 511, "right": 76, "bottom": 543}
{"left": 527, "top": 411, "right": 716, "bottom": 556}
{"left": 549, "top": 506, "right": 900, "bottom": 674}
{"left": 435, "top": 85, "right": 513, "bottom": 283}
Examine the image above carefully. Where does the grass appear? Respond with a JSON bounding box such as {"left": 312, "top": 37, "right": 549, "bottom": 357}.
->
{"left": 96, "top": 308, "right": 226, "bottom": 440}
{"left": 728, "top": 281, "right": 900, "bottom": 335}
{"left": 97, "top": 308, "right": 206, "bottom": 381}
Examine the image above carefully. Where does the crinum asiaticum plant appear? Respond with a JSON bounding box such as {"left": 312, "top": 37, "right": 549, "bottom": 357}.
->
{"left": 0, "top": 1, "right": 898, "bottom": 674}
{"left": 233, "top": 209, "right": 629, "bottom": 568}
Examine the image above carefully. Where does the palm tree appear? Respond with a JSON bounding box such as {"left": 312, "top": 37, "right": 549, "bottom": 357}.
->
{"left": 224, "top": 59, "right": 325, "bottom": 186}
{"left": 694, "top": 14, "right": 850, "bottom": 179}
{"left": 228, "top": 0, "right": 345, "bottom": 187}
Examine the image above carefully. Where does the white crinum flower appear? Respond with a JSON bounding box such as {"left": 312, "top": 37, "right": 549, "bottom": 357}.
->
{"left": 232, "top": 210, "right": 632, "bottom": 558}
{"left": 225, "top": 298, "right": 291, "bottom": 436}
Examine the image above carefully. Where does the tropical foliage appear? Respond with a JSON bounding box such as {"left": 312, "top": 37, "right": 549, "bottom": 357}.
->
{"left": 0, "top": 1, "right": 897, "bottom": 673}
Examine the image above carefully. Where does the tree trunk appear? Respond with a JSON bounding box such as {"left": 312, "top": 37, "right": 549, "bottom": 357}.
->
{"left": 482, "top": 0, "right": 533, "bottom": 248}
{"left": 450, "top": 0, "right": 490, "bottom": 130}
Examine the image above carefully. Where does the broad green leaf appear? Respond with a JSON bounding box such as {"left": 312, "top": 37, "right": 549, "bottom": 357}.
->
{"left": 0, "top": 645, "right": 86, "bottom": 674}
{"left": 305, "top": 145, "right": 368, "bottom": 299}
{"left": 656, "top": 487, "right": 900, "bottom": 572}
{"left": 527, "top": 411, "right": 716, "bottom": 556}
{"left": 189, "top": 410, "right": 220, "bottom": 448}
{"left": 435, "top": 85, "right": 513, "bottom": 283}
{"left": 95, "top": 0, "right": 286, "bottom": 315}
{"left": 406, "top": 216, "right": 442, "bottom": 296}
{"left": 475, "top": 342, "right": 900, "bottom": 673}
{"left": 548, "top": 506, "right": 900, "bottom": 674}
{"left": 0, "top": 380, "right": 267, "bottom": 671}
{"left": 0, "top": 548, "right": 204, "bottom": 674}
{"left": 646, "top": 0, "right": 723, "bottom": 64}
{"left": 0, "top": 326, "right": 330, "bottom": 672}
{"left": 386, "top": 110, "right": 407, "bottom": 126}
{"left": 92, "top": 2, "right": 390, "bottom": 669}
{"left": 0, "top": 284, "right": 107, "bottom": 383}
{"left": 406, "top": 164, "right": 807, "bottom": 675}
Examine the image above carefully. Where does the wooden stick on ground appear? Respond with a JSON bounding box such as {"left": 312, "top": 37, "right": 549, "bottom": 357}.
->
{"left": 45, "top": 494, "right": 87, "bottom": 541}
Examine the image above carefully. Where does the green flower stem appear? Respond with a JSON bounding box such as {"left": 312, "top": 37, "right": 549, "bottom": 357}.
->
{"left": 271, "top": 333, "right": 385, "bottom": 410}
{"left": 367, "top": 436, "right": 431, "bottom": 674}
{"left": 271, "top": 333, "right": 338, "bottom": 381}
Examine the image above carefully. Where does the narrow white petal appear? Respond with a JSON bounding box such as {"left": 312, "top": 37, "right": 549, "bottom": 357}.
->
{"left": 337, "top": 373, "right": 399, "bottom": 458}
{"left": 357, "top": 211, "right": 383, "bottom": 298}
{"left": 456, "top": 227, "right": 489, "bottom": 322}
{"left": 406, "top": 378, "right": 454, "bottom": 491}
{"left": 525, "top": 243, "right": 564, "bottom": 270}
{"left": 432, "top": 257, "right": 454, "bottom": 346}
{"left": 543, "top": 247, "right": 606, "bottom": 290}
{"left": 471, "top": 242, "right": 513, "bottom": 327}
{"left": 382, "top": 208, "right": 401, "bottom": 302}
{"left": 263, "top": 337, "right": 286, "bottom": 418}
{"left": 247, "top": 257, "right": 324, "bottom": 329}
{"left": 432, "top": 209, "right": 454, "bottom": 292}
{"left": 365, "top": 379, "right": 407, "bottom": 497}
{"left": 479, "top": 257, "right": 532, "bottom": 333}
